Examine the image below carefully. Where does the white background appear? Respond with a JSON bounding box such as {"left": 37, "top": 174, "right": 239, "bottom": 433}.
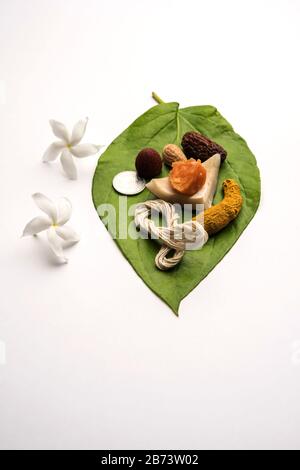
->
{"left": 0, "top": 0, "right": 300, "bottom": 450}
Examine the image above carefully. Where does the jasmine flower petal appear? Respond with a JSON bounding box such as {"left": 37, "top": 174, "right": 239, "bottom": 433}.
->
{"left": 43, "top": 141, "right": 65, "bottom": 162}
{"left": 71, "top": 143, "right": 101, "bottom": 158}
{"left": 22, "top": 216, "right": 52, "bottom": 237}
{"left": 70, "top": 117, "right": 88, "bottom": 146}
{"left": 47, "top": 227, "right": 68, "bottom": 263}
{"left": 49, "top": 120, "right": 70, "bottom": 143}
{"left": 57, "top": 197, "right": 72, "bottom": 226}
{"left": 60, "top": 149, "right": 77, "bottom": 180}
{"left": 55, "top": 225, "right": 80, "bottom": 242}
{"left": 32, "top": 193, "right": 57, "bottom": 222}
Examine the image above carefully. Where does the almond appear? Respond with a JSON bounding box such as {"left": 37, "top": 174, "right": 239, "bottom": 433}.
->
{"left": 162, "top": 144, "right": 187, "bottom": 166}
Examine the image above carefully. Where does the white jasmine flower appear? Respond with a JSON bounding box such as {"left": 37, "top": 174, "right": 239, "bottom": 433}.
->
{"left": 22, "top": 193, "right": 80, "bottom": 263}
{"left": 43, "top": 117, "right": 102, "bottom": 180}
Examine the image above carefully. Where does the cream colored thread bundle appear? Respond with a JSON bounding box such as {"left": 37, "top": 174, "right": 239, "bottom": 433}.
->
{"left": 134, "top": 200, "right": 208, "bottom": 271}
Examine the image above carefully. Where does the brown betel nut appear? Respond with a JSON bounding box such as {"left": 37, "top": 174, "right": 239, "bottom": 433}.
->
{"left": 135, "top": 148, "right": 162, "bottom": 179}
{"left": 181, "top": 131, "right": 227, "bottom": 162}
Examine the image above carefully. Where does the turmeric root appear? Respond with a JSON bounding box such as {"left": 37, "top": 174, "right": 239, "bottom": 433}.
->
{"left": 194, "top": 179, "right": 243, "bottom": 235}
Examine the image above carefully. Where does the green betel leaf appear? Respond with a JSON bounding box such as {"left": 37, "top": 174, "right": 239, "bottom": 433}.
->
{"left": 92, "top": 99, "right": 261, "bottom": 314}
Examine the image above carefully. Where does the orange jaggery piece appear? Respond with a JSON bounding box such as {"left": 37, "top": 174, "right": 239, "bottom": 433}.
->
{"left": 169, "top": 159, "right": 207, "bottom": 196}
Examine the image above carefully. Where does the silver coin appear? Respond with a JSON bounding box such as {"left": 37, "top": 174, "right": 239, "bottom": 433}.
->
{"left": 112, "top": 171, "right": 146, "bottom": 195}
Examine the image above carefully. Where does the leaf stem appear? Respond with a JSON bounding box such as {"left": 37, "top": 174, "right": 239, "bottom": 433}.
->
{"left": 152, "top": 92, "right": 165, "bottom": 104}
